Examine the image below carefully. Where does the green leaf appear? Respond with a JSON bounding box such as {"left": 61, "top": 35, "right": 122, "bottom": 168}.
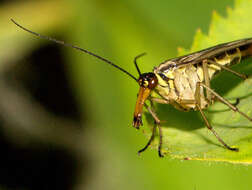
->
{"left": 144, "top": 0, "right": 252, "bottom": 164}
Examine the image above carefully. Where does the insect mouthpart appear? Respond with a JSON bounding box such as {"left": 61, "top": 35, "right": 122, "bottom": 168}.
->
{"left": 133, "top": 73, "right": 158, "bottom": 129}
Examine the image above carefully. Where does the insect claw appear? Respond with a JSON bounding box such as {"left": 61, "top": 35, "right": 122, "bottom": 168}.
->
{"left": 137, "top": 150, "right": 143, "bottom": 156}
{"left": 158, "top": 150, "right": 164, "bottom": 157}
{"left": 232, "top": 98, "right": 240, "bottom": 106}
{"left": 137, "top": 145, "right": 149, "bottom": 156}
{"left": 229, "top": 147, "right": 239, "bottom": 152}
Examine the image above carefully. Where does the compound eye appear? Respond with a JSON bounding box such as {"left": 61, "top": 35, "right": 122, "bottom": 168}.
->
{"left": 148, "top": 77, "right": 158, "bottom": 89}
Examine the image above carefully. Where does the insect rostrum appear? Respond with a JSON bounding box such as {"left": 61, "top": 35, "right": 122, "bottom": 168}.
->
{"left": 11, "top": 19, "right": 252, "bottom": 157}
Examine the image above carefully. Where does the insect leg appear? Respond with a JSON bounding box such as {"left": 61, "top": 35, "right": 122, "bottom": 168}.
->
{"left": 208, "top": 59, "right": 248, "bottom": 80}
{"left": 177, "top": 99, "right": 196, "bottom": 104}
{"left": 232, "top": 98, "right": 240, "bottom": 106}
{"left": 138, "top": 103, "right": 164, "bottom": 157}
{"left": 202, "top": 60, "right": 212, "bottom": 102}
{"left": 151, "top": 97, "right": 196, "bottom": 105}
{"left": 157, "top": 122, "right": 163, "bottom": 157}
{"left": 195, "top": 82, "right": 239, "bottom": 151}
{"left": 150, "top": 97, "right": 169, "bottom": 104}
{"left": 213, "top": 96, "right": 240, "bottom": 107}
{"left": 200, "top": 82, "right": 252, "bottom": 122}
{"left": 138, "top": 121, "right": 156, "bottom": 155}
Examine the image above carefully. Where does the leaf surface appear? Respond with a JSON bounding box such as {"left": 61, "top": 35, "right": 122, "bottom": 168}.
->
{"left": 144, "top": 0, "right": 252, "bottom": 164}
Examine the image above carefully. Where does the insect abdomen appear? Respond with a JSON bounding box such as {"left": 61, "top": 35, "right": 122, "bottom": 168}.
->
{"left": 208, "top": 44, "right": 252, "bottom": 79}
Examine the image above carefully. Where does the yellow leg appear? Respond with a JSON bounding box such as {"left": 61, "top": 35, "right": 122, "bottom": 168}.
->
{"left": 202, "top": 60, "right": 212, "bottom": 102}
{"left": 200, "top": 82, "right": 252, "bottom": 122}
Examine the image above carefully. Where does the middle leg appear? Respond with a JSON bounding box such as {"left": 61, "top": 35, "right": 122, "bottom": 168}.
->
{"left": 195, "top": 82, "right": 239, "bottom": 151}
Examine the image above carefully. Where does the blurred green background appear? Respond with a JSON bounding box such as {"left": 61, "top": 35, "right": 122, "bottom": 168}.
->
{"left": 1, "top": 0, "right": 252, "bottom": 190}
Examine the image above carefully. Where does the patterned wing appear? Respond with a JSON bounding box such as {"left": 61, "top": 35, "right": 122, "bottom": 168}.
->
{"left": 158, "top": 38, "right": 252, "bottom": 71}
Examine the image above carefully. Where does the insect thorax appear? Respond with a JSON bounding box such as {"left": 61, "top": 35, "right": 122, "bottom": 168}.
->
{"left": 154, "top": 62, "right": 208, "bottom": 110}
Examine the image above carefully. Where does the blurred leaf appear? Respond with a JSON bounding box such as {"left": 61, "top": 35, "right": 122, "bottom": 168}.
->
{"left": 145, "top": 0, "right": 252, "bottom": 164}
{"left": 0, "top": 0, "right": 74, "bottom": 71}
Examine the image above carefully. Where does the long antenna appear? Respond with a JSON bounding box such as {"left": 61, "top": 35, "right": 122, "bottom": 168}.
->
{"left": 134, "top": 52, "right": 146, "bottom": 76}
{"left": 11, "top": 19, "right": 138, "bottom": 82}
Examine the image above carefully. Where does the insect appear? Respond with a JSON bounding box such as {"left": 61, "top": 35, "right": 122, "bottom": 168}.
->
{"left": 11, "top": 19, "right": 252, "bottom": 157}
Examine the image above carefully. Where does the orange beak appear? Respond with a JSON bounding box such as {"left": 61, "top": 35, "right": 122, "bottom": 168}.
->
{"left": 133, "top": 86, "right": 151, "bottom": 129}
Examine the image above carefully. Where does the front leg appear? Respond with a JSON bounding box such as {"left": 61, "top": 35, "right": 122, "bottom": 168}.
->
{"left": 151, "top": 97, "right": 196, "bottom": 105}
{"left": 138, "top": 102, "right": 164, "bottom": 157}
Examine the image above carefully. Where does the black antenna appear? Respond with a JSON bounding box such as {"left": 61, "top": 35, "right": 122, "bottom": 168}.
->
{"left": 134, "top": 52, "right": 146, "bottom": 77}
{"left": 11, "top": 19, "right": 138, "bottom": 82}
